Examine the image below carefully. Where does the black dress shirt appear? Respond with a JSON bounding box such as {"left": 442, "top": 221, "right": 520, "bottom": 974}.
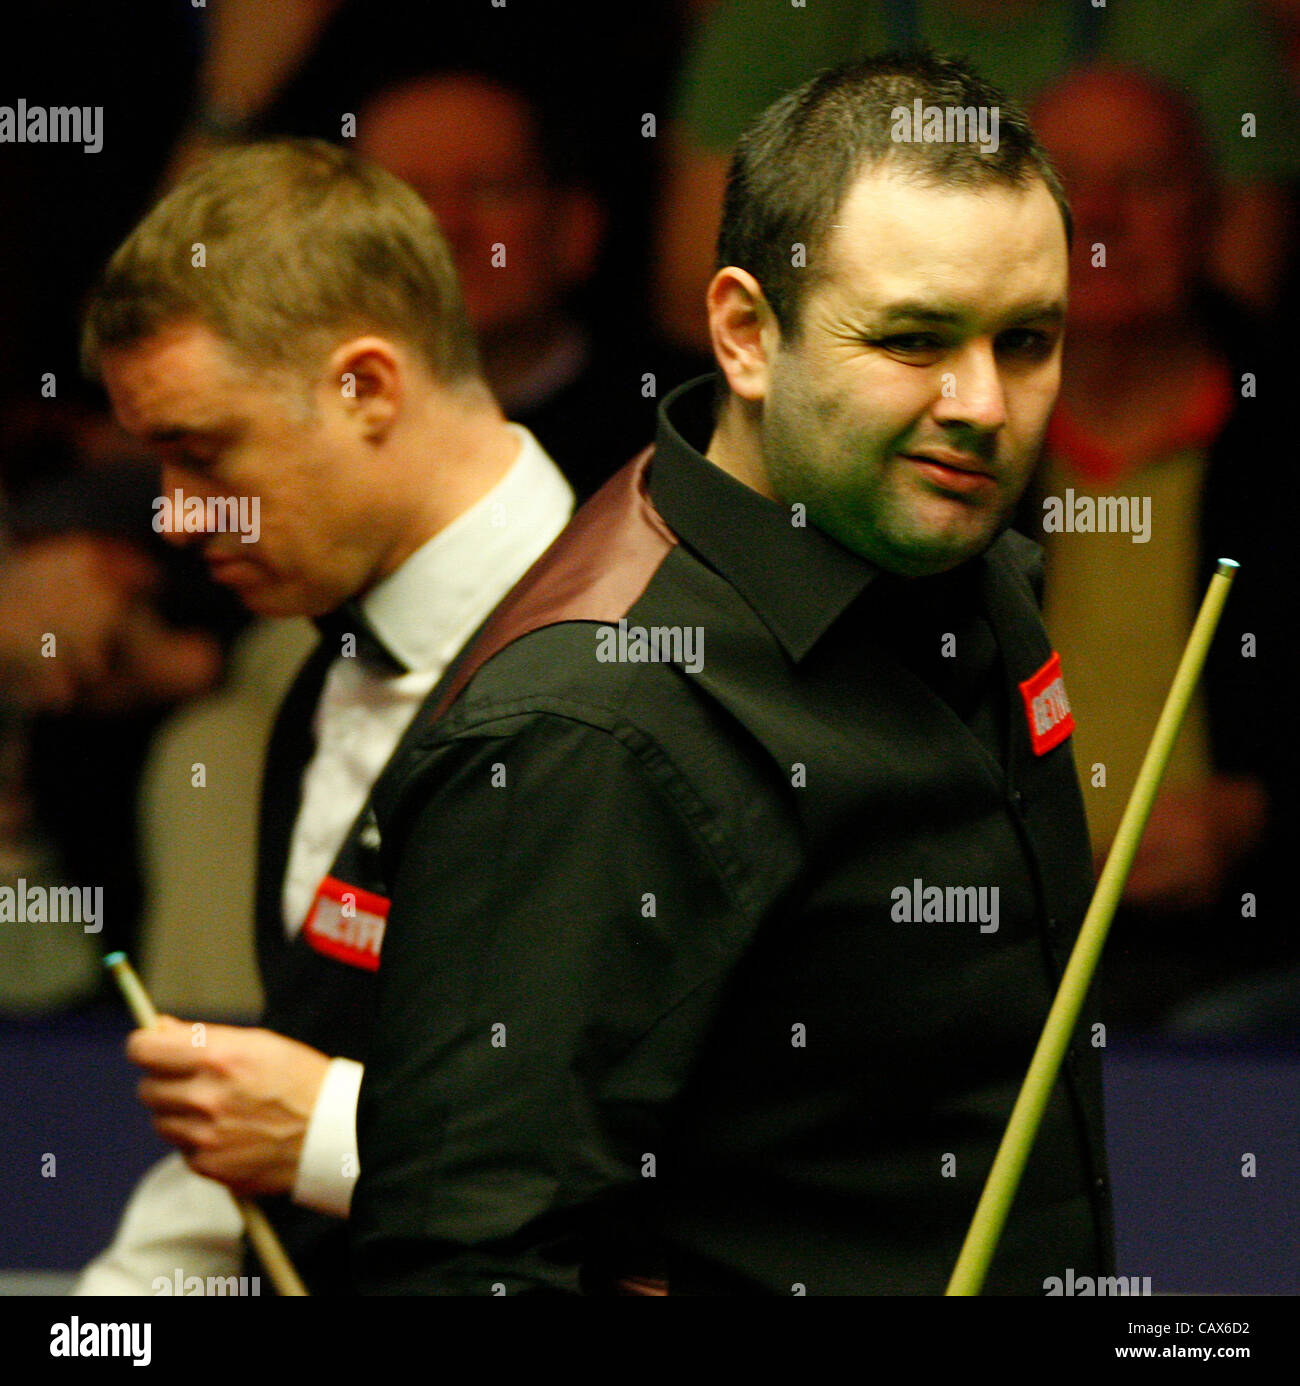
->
{"left": 350, "top": 376, "right": 1112, "bottom": 1295}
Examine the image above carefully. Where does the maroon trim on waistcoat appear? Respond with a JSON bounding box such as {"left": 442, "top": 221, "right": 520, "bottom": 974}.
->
{"left": 430, "top": 447, "right": 676, "bottom": 720}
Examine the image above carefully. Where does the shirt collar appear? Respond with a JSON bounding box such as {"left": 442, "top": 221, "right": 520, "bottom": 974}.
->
{"left": 358, "top": 425, "right": 574, "bottom": 673}
{"left": 648, "top": 375, "right": 880, "bottom": 663}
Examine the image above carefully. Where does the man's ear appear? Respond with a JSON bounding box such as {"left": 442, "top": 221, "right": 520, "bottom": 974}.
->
{"left": 323, "top": 336, "right": 405, "bottom": 441}
{"left": 706, "top": 267, "right": 780, "bottom": 404}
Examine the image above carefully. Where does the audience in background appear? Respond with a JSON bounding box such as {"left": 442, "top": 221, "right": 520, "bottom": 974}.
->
{"left": 1020, "top": 63, "right": 1299, "bottom": 1033}
{"left": 656, "top": 0, "right": 1300, "bottom": 354}
{"left": 359, "top": 73, "right": 658, "bottom": 498}
{"left": 0, "top": 463, "right": 244, "bottom": 1010}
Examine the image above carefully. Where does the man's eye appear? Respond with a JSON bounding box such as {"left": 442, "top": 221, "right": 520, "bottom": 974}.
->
{"left": 874, "top": 334, "right": 944, "bottom": 356}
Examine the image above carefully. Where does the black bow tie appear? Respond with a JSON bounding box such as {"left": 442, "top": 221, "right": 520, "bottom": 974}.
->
{"left": 313, "top": 601, "right": 409, "bottom": 675}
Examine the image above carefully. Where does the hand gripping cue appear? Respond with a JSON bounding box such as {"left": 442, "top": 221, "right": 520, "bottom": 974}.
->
{"left": 946, "top": 558, "right": 1239, "bottom": 1296}
{"left": 103, "top": 952, "right": 310, "bottom": 1297}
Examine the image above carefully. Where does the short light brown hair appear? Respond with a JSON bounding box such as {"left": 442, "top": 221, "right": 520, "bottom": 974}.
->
{"left": 81, "top": 137, "right": 480, "bottom": 384}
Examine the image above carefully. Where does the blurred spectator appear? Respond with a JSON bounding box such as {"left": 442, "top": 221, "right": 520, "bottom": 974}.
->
{"left": 0, "top": 530, "right": 222, "bottom": 716}
{"left": 1018, "top": 63, "right": 1299, "bottom": 1031}
{"left": 162, "top": 0, "right": 347, "bottom": 185}
{"left": 0, "top": 463, "right": 246, "bottom": 1008}
{"left": 159, "top": 0, "right": 689, "bottom": 427}
{"left": 657, "top": 0, "right": 1300, "bottom": 352}
{"left": 138, "top": 616, "right": 317, "bottom": 1021}
{"left": 358, "top": 74, "right": 658, "bottom": 497}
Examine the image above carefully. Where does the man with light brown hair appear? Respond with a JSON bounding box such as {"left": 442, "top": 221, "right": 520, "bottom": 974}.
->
{"left": 74, "top": 138, "right": 574, "bottom": 1294}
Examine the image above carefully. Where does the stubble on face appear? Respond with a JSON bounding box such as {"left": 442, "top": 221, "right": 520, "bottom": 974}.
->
{"left": 757, "top": 166, "right": 1068, "bottom": 577}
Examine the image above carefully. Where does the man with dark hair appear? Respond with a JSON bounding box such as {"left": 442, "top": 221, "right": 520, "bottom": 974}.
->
{"left": 349, "top": 54, "right": 1111, "bottom": 1294}
{"left": 74, "top": 138, "right": 574, "bottom": 1294}
{"left": 714, "top": 54, "right": 1072, "bottom": 345}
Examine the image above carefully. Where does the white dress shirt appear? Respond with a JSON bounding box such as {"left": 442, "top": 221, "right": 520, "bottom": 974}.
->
{"left": 75, "top": 427, "right": 573, "bottom": 1293}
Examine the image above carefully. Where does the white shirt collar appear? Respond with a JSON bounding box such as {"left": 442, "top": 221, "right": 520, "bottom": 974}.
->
{"left": 358, "top": 425, "right": 573, "bottom": 673}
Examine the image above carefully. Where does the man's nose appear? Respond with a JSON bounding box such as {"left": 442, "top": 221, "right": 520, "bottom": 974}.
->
{"left": 932, "top": 340, "right": 1007, "bottom": 434}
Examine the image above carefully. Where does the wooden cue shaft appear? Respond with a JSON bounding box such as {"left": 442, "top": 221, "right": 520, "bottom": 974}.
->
{"left": 103, "top": 952, "right": 310, "bottom": 1297}
{"left": 946, "top": 559, "right": 1239, "bottom": 1296}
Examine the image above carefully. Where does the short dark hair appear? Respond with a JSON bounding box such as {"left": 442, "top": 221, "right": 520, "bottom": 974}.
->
{"left": 716, "top": 52, "right": 1073, "bottom": 340}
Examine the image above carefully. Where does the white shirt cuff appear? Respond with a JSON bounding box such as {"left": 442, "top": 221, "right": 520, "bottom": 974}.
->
{"left": 291, "top": 1057, "right": 363, "bottom": 1218}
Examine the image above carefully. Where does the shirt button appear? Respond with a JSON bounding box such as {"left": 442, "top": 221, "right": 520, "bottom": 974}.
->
{"left": 1009, "top": 789, "right": 1024, "bottom": 810}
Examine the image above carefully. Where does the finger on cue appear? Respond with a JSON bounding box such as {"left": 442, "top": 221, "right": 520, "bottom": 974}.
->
{"left": 946, "top": 559, "right": 1239, "bottom": 1297}
{"left": 102, "top": 951, "right": 310, "bottom": 1298}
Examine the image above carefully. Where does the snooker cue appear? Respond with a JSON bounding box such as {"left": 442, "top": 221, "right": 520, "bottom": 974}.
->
{"left": 103, "top": 951, "right": 310, "bottom": 1297}
{"left": 946, "top": 558, "right": 1240, "bottom": 1296}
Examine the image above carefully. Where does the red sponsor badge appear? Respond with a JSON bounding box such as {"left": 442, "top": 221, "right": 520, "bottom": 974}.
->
{"left": 1018, "top": 651, "right": 1075, "bottom": 756}
{"left": 302, "top": 875, "right": 388, "bottom": 971}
